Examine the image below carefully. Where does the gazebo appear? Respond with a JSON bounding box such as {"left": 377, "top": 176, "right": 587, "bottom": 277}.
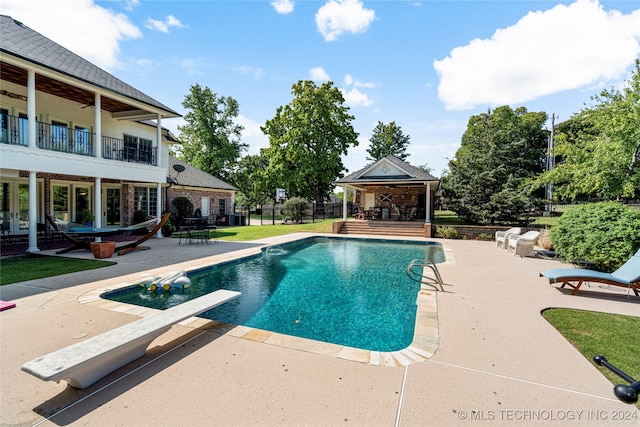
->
{"left": 334, "top": 156, "right": 440, "bottom": 236}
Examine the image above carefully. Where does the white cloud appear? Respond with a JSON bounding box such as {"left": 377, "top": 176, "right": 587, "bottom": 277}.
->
{"left": 145, "top": 15, "right": 186, "bottom": 33}
{"left": 1, "top": 0, "right": 142, "bottom": 71}
{"left": 237, "top": 115, "right": 270, "bottom": 155}
{"left": 310, "top": 67, "right": 331, "bottom": 81}
{"left": 315, "top": 0, "right": 376, "bottom": 42}
{"left": 340, "top": 87, "right": 373, "bottom": 106}
{"left": 344, "top": 74, "right": 375, "bottom": 88}
{"left": 433, "top": 0, "right": 640, "bottom": 110}
{"left": 234, "top": 66, "right": 265, "bottom": 80}
{"left": 177, "top": 58, "right": 209, "bottom": 76}
{"left": 124, "top": 0, "right": 140, "bottom": 12}
{"left": 271, "top": 0, "right": 295, "bottom": 14}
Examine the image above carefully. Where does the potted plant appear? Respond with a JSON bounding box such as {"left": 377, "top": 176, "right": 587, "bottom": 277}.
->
{"left": 80, "top": 208, "right": 95, "bottom": 227}
{"left": 90, "top": 241, "right": 116, "bottom": 258}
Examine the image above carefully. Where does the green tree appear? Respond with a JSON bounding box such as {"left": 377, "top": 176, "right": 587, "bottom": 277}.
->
{"left": 442, "top": 106, "right": 548, "bottom": 225}
{"left": 532, "top": 59, "right": 640, "bottom": 200}
{"left": 366, "top": 121, "right": 410, "bottom": 162}
{"left": 261, "top": 80, "right": 359, "bottom": 204}
{"left": 231, "top": 154, "right": 271, "bottom": 224}
{"left": 175, "top": 84, "right": 247, "bottom": 182}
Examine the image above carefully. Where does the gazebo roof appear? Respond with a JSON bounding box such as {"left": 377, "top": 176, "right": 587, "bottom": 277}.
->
{"left": 335, "top": 156, "right": 439, "bottom": 189}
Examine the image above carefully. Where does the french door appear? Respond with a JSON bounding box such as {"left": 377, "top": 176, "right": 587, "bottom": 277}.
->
{"left": 0, "top": 180, "right": 30, "bottom": 235}
{"left": 103, "top": 187, "right": 121, "bottom": 226}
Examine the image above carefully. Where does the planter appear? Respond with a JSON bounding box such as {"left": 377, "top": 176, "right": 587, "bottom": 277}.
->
{"left": 90, "top": 241, "right": 116, "bottom": 259}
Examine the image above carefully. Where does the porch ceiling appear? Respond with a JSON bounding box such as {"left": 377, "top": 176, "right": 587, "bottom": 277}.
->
{"left": 1, "top": 61, "right": 145, "bottom": 115}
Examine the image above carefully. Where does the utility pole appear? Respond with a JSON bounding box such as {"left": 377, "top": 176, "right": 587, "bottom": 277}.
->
{"left": 545, "top": 114, "right": 556, "bottom": 216}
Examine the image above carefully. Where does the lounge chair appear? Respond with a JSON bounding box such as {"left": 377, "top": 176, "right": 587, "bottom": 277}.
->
{"left": 506, "top": 230, "right": 540, "bottom": 257}
{"left": 540, "top": 249, "right": 640, "bottom": 297}
{"left": 495, "top": 227, "right": 521, "bottom": 248}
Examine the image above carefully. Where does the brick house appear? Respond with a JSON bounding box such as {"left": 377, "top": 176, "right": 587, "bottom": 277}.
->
{"left": 0, "top": 15, "right": 236, "bottom": 252}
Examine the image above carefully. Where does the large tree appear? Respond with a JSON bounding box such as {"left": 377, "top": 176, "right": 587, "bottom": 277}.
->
{"left": 366, "top": 121, "right": 410, "bottom": 162}
{"left": 442, "top": 105, "right": 548, "bottom": 225}
{"left": 175, "top": 84, "right": 247, "bottom": 182}
{"left": 531, "top": 59, "right": 640, "bottom": 200}
{"left": 261, "top": 80, "right": 359, "bottom": 204}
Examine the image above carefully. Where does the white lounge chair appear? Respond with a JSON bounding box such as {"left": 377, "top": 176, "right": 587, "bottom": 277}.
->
{"left": 507, "top": 230, "right": 540, "bottom": 257}
{"left": 495, "top": 227, "right": 521, "bottom": 248}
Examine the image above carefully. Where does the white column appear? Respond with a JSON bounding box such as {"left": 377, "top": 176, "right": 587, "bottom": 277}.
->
{"left": 27, "top": 70, "right": 36, "bottom": 148}
{"left": 343, "top": 185, "right": 348, "bottom": 220}
{"left": 155, "top": 183, "right": 163, "bottom": 238}
{"left": 94, "top": 178, "right": 102, "bottom": 228}
{"left": 93, "top": 178, "right": 102, "bottom": 242}
{"left": 27, "top": 172, "right": 39, "bottom": 252}
{"left": 156, "top": 114, "right": 162, "bottom": 167}
{"left": 94, "top": 93, "right": 102, "bottom": 158}
{"left": 425, "top": 182, "right": 431, "bottom": 223}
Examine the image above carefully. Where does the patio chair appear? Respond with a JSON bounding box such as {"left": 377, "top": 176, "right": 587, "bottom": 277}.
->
{"left": 495, "top": 227, "right": 521, "bottom": 248}
{"left": 540, "top": 249, "right": 640, "bottom": 297}
{"left": 506, "top": 230, "right": 540, "bottom": 257}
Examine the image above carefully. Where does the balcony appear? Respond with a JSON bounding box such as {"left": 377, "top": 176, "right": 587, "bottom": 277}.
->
{"left": 0, "top": 114, "right": 157, "bottom": 166}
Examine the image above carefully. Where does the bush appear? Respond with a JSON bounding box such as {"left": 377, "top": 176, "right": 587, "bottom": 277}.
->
{"left": 171, "top": 197, "right": 193, "bottom": 228}
{"left": 477, "top": 233, "right": 493, "bottom": 241}
{"left": 549, "top": 202, "right": 640, "bottom": 271}
{"left": 435, "top": 226, "right": 459, "bottom": 239}
{"left": 132, "top": 210, "right": 149, "bottom": 235}
{"left": 281, "top": 197, "right": 308, "bottom": 223}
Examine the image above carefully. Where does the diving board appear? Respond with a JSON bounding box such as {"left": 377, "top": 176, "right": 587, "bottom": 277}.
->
{"left": 21, "top": 289, "right": 240, "bottom": 389}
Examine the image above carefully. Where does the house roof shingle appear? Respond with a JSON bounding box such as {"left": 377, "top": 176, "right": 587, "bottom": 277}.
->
{"left": 0, "top": 15, "right": 179, "bottom": 117}
{"left": 336, "top": 155, "right": 440, "bottom": 185}
{"left": 168, "top": 157, "right": 238, "bottom": 191}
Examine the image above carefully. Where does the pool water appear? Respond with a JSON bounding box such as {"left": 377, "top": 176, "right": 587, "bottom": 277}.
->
{"left": 102, "top": 237, "right": 444, "bottom": 352}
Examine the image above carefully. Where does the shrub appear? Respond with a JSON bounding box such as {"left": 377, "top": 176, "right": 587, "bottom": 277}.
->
{"left": 281, "top": 197, "right": 309, "bottom": 223}
{"left": 435, "top": 226, "right": 459, "bottom": 239}
{"left": 132, "top": 210, "right": 149, "bottom": 235}
{"left": 477, "top": 233, "right": 493, "bottom": 241}
{"left": 549, "top": 202, "right": 640, "bottom": 271}
{"left": 171, "top": 197, "right": 193, "bottom": 228}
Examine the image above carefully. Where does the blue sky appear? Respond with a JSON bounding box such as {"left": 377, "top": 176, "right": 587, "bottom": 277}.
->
{"left": 3, "top": 0, "right": 640, "bottom": 178}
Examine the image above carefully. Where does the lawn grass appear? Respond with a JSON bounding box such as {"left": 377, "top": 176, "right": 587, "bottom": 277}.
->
{"left": 433, "top": 210, "right": 463, "bottom": 225}
{"left": 174, "top": 219, "right": 335, "bottom": 242}
{"left": 543, "top": 308, "right": 640, "bottom": 406}
{"left": 0, "top": 255, "right": 115, "bottom": 286}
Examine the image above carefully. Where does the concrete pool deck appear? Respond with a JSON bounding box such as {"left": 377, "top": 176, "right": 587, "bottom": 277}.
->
{"left": 1, "top": 233, "right": 639, "bottom": 426}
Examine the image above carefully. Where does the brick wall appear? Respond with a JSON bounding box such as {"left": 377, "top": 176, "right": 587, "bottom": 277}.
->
{"left": 432, "top": 224, "right": 543, "bottom": 240}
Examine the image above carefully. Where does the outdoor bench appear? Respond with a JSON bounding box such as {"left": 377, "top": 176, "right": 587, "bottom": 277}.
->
{"left": 21, "top": 289, "right": 241, "bottom": 389}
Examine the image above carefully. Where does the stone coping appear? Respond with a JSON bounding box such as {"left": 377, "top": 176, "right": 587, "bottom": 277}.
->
{"left": 77, "top": 236, "right": 455, "bottom": 367}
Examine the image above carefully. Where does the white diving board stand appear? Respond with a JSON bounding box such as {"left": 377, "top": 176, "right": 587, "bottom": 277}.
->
{"left": 22, "top": 289, "right": 241, "bottom": 389}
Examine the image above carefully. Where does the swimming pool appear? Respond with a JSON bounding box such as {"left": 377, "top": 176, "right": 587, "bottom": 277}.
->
{"left": 102, "top": 237, "right": 445, "bottom": 352}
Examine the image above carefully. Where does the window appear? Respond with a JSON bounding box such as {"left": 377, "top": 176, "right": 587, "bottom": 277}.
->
{"left": 0, "top": 109, "right": 8, "bottom": 143}
{"left": 18, "top": 112, "right": 28, "bottom": 146}
{"left": 218, "top": 198, "right": 227, "bottom": 215}
{"left": 124, "top": 134, "right": 153, "bottom": 163}
{"left": 134, "top": 187, "right": 157, "bottom": 217}
{"left": 51, "top": 120, "right": 68, "bottom": 151}
{"left": 52, "top": 185, "right": 69, "bottom": 224}
{"left": 75, "top": 187, "right": 90, "bottom": 223}
{"left": 74, "top": 126, "right": 91, "bottom": 155}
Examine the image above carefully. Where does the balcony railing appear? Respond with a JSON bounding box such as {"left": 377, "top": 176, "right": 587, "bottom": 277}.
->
{"left": 1, "top": 114, "right": 157, "bottom": 166}
{"left": 102, "top": 136, "right": 156, "bottom": 165}
{"left": 37, "top": 121, "right": 93, "bottom": 156}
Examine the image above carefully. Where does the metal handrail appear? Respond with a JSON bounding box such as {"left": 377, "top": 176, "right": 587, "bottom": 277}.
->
{"left": 406, "top": 259, "right": 444, "bottom": 292}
